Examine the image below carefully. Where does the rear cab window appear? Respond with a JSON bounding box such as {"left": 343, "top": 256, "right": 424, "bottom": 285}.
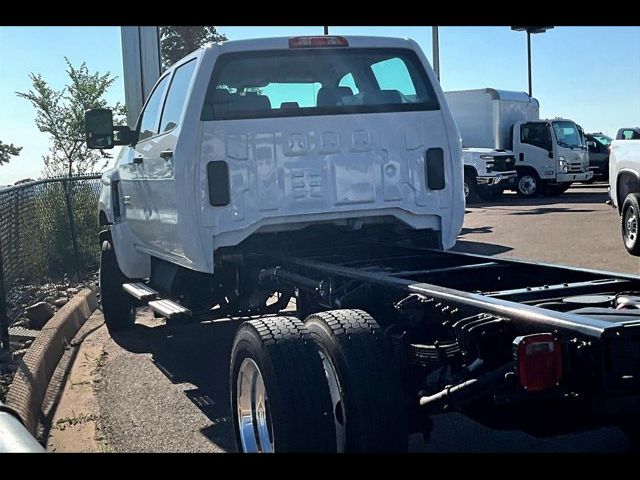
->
{"left": 201, "top": 48, "right": 439, "bottom": 120}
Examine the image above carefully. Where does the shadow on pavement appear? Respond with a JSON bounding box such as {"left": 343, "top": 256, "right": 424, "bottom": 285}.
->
{"left": 468, "top": 185, "right": 610, "bottom": 209}
{"left": 109, "top": 317, "right": 245, "bottom": 452}
{"left": 460, "top": 226, "right": 493, "bottom": 236}
{"left": 507, "top": 207, "right": 599, "bottom": 215}
{"left": 452, "top": 240, "right": 512, "bottom": 256}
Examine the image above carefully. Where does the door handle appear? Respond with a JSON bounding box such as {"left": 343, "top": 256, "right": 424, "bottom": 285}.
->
{"left": 519, "top": 152, "right": 524, "bottom": 161}
{"left": 122, "top": 195, "right": 132, "bottom": 205}
{"left": 160, "top": 150, "right": 173, "bottom": 160}
{"left": 133, "top": 156, "right": 143, "bottom": 164}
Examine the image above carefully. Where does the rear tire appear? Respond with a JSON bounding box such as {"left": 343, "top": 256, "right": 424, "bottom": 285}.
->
{"left": 621, "top": 193, "right": 640, "bottom": 256}
{"left": 99, "top": 237, "right": 136, "bottom": 332}
{"left": 305, "top": 309, "right": 408, "bottom": 452}
{"left": 230, "top": 316, "right": 336, "bottom": 452}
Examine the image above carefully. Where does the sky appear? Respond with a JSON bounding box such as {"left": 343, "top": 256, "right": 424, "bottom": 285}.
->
{"left": 1, "top": 26, "right": 639, "bottom": 184}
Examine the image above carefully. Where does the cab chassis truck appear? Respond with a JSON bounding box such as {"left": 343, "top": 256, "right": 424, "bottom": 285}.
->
{"left": 88, "top": 34, "right": 640, "bottom": 452}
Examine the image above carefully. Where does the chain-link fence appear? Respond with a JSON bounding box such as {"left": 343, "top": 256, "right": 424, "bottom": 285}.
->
{"left": 0, "top": 175, "right": 102, "bottom": 349}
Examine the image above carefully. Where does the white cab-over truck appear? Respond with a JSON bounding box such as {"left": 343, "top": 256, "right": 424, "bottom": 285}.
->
{"left": 86, "top": 36, "right": 640, "bottom": 452}
{"left": 608, "top": 135, "right": 640, "bottom": 255}
{"left": 445, "top": 88, "right": 592, "bottom": 198}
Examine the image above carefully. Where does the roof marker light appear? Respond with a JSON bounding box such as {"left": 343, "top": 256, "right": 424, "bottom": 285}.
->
{"left": 289, "top": 36, "right": 349, "bottom": 48}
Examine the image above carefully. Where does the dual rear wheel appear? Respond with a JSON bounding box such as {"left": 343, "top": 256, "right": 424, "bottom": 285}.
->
{"left": 229, "top": 309, "right": 408, "bottom": 452}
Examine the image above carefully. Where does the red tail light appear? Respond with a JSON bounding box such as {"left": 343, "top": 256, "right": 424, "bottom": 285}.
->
{"left": 513, "top": 333, "right": 562, "bottom": 392}
{"left": 289, "top": 36, "right": 349, "bottom": 48}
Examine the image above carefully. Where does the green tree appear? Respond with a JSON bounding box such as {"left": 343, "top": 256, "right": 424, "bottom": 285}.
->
{"left": 160, "top": 26, "right": 227, "bottom": 70}
{"left": 0, "top": 141, "right": 22, "bottom": 166}
{"left": 16, "top": 58, "right": 126, "bottom": 178}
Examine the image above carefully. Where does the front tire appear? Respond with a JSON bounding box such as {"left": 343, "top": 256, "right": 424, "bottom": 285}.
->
{"left": 305, "top": 309, "right": 408, "bottom": 452}
{"left": 464, "top": 171, "right": 479, "bottom": 204}
{"left": 99, "top": 236, "right": 136, "bottom": 332}
{"left": 230, "top": 316, "right": 336, "bottom": 452}
{"left": 516, "top": 171, "right": 541, "bottom": 197}
{"left": 621, "top": 193, "right": 640, "bottom": 256}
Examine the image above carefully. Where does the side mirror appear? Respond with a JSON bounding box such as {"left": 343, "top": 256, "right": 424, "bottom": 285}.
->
{"left": 587, "top": 140, "right": 597, "bottom": 152}
{"left": 548, "top": 150, "right": 554, "bottom": 158}
{"left": 85, "top": 109, "right": 115, "bottom": 149}
{"left": 85, "top": 109, "right": 134, "bottom": 149}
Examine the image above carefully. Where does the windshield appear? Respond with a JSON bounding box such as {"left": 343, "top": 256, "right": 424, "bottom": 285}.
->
{"left": 202, "top": 48, "right": 439, "bottom": 120}
{"left": 592, "top": 134, "right": 612, "bottom": 146}
{"left": 552, "top": 121, "right": 584, "bottom": 148}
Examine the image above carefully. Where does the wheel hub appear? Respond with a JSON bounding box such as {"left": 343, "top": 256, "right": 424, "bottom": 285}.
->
{"left": 519, "top": 175, "right": 536, "bottom": 195}
{"left": 625, "top": 206, "right": 638, "bottom": 244}
{"left": 318, "top": 350, "right": 346, "bottom": 452}
{"left": 237, "top": 358, "right": 274, "bottom": 453}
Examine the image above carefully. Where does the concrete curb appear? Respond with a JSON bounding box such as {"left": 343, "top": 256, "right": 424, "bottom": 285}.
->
{"left": 4, "top": 287, "right": 98, "bottom": 434}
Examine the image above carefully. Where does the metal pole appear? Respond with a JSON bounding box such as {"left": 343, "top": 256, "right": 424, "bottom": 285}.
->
{"left": 324, "top": 26, "right": 329, "bottom": 35}
{"left": 527, "top": 31, "right": 532, "bottom": 97}
{"left": 62, "top": 180, "right": 81, "bottom": 281}
{"left": 432, "top": 26, "right": 440, "bottom": 82}
{"left": 0, "top": 402, "right": 46, "bottom": 452}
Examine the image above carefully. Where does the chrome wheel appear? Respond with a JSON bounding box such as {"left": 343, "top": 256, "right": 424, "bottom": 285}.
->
{"left": 318, "top": 349, "right": 346, "bottom": 452}
{"left": 624, "top": 205, "right": 638, "bottom": 247}
{"left": 463, "top": 181, "right": 469, "bottom": 200}
{"left": 236, "top": 358, "right": 274, "bottom": 453}
{"left": 518, "top": 175, "right": 537, "bottom": 196}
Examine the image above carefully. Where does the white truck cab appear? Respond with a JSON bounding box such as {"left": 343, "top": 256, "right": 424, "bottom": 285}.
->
{"left": 511, "top": 117, "right": 592, "bottom": 196}
{"left": 87, "top": 35, "right": 465, "bottom": 322}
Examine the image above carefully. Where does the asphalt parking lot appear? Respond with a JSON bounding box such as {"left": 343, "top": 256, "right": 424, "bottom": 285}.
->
{"left": 48, "top": 182, "right": 640, "bottom": 452}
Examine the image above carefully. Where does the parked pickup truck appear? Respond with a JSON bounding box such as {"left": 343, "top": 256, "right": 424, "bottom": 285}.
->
{"left": 609, "top": 135, "right": 640, "bottom": 255}
{"left": 585, "top": 132, "right": 612, "bottom": 180}
{"left": 86, "top": 35, "right": 640, "bottom": 452}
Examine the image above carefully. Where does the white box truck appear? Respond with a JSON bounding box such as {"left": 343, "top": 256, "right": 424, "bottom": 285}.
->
{"left": 445, "top": 88, "right": 592, "bottom": 198}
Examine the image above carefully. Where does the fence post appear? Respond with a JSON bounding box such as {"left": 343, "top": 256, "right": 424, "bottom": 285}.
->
{"left": 62, "top": 179, "right": 81, "bottom": 281}
{"left": 0, "top": 235, "right": 9, "bottom": 354}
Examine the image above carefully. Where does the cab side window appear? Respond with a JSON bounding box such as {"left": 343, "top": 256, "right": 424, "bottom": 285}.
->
{"left": 159, "top": 60, "right": 197, "bottom": 133}
{"left": 521, "top": 123, "right": 551, "bottom": 151}
{"left": 622, "top": 130, "right": 640, "bottom": 140}
{"left": 138, "top": 74, "right": 171, "bottom": 142}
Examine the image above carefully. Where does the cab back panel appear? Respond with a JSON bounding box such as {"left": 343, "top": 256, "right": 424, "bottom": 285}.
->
{"left": 197, "top": 110, "right": 454, "bottom": 251}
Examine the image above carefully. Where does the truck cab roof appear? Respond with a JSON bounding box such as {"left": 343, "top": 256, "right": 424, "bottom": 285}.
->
{"left": 202, "top": 35, "right": 421, "bottom": 54}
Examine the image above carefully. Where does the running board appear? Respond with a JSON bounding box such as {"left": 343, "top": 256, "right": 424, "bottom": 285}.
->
{"left": 123, "top": 282, "right": 158, "bottom": 301}
{"left": 148, "top": 299, "right": 191, "bottom": 319}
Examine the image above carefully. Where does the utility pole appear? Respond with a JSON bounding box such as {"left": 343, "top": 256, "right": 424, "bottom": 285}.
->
{"left": 432, "top": 26, "right": 440, "bottom": 82}
{"left": 511, "top": 26, "right": 553, "bottom": 97}
{"left": 324, "top": 26, "right": 329, "bottom": 35}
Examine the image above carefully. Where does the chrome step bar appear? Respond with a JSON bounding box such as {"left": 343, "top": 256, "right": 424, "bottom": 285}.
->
{"left": 123, "top": 282, "right": 158, "bottom": 301}
{"left": 148, "top": 299, "right": 191, "bottom": 319}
